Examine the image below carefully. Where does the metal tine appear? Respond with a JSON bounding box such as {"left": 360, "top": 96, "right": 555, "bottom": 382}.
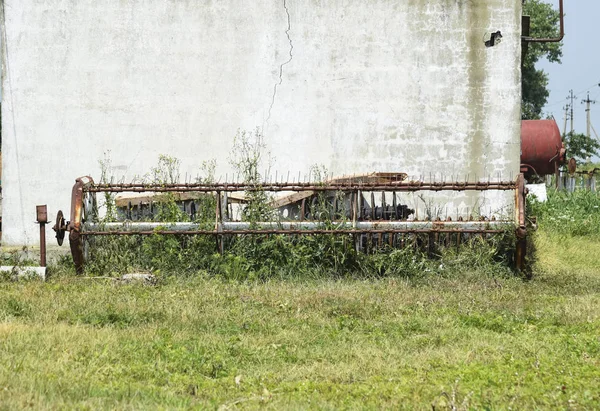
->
{"left": 287, "top": 171, "right": 290, "bottom": 184}
{"left": 371, "top": 192, "right": 376, "bottom": 220}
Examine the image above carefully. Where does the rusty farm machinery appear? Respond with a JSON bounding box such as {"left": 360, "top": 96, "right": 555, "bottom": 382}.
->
{"left": 50, "top": 171, "right": 529, "bottom": 274}
{"left": 46, "top": 118, "right": 572, "bottom": 275}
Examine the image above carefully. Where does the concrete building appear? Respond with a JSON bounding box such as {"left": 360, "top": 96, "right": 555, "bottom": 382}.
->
{"left": 1, "top": 0, "right": 522, "bottom": 246}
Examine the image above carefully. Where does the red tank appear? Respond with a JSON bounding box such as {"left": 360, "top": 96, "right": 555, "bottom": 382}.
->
{"left": 521, "top": 120, "right": 565, "bottom": 177}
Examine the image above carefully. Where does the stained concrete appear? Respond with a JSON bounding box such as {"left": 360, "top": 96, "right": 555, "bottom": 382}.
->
{"left": 2, "top": 0, "right": 521, "bottom": 245}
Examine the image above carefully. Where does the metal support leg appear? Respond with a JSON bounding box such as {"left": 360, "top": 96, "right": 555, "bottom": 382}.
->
{"left": 36, "top": 205, "right": 48, "bottom": 267}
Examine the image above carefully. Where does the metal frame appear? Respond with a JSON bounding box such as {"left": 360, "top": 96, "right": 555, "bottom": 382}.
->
{"left": 56, "top": 175, "right": 528, "bottom": 274}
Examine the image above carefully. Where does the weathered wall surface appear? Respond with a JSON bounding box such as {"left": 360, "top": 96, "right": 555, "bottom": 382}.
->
{"left": 2, "top": 0, "right": 521, "bottom": 245}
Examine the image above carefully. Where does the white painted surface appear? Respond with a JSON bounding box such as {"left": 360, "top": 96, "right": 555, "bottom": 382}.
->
{"left": 528, "top": 183, "right": 548, "bottom": 202}
{"left": 2, "top": 0, "right": 521, "bottom": 245}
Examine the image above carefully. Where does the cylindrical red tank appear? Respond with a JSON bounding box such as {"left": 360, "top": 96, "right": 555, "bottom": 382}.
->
{"left": 521, "top": 119, "right": 565, "bottom": 177}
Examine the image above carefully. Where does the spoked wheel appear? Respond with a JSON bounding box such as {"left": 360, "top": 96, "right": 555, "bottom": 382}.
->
{"left": 52, "top": 210, "right": 67, "bottom": 246}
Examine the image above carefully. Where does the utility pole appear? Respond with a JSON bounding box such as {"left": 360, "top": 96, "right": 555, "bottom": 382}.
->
{"left": 582, "top": 92, "right": 596, "bottom": 138}
{"left": 563, "top": 104, "right": 569, "bottom": 136}
{"left": 568, "top": 89, "right": 576, "bottom": 135}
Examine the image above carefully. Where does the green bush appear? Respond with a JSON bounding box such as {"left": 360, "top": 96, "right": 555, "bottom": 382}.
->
{"left": 529, "top": 189, "right": 600, "bottom": 237}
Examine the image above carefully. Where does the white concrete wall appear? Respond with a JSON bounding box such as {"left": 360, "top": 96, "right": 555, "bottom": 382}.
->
{"left": 2, "top": 0, "right": 522, "bottom": 246}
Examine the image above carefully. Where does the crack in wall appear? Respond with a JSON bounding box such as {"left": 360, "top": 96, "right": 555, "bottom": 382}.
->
{"left": 266, "top": 0, "right": 293, "bottom": 124}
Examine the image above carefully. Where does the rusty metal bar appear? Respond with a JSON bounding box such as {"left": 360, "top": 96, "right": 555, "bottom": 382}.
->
{"left": 69, "top": 179, "right": 85, "bottom": 274}
{"left": 522, "top": 0, "right": 564, "bottom": 43}
{"left": 36, "top": 205, "right": 48, "bottom": 267}
{"left": 85, "top": 181, "right": 517, "bottom": 193}
{"left": 515, "top": 173, "right": 527, "bottom": 272}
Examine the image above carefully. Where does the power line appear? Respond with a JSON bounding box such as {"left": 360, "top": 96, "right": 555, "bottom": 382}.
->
{"left": 545, "top": 81, "right": 600, "bottom": 108}
{"left": 573, "top": 82, "right": 600, "bottom": 97}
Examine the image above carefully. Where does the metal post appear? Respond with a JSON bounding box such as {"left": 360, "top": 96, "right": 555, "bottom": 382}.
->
{"left": 569, "top": 176, "right": 575, "bottom": 193}
{"left": 514, "top": 174, "right": 527, "bottom": 272}
{"left": 36, "top": 205, "right": 48, "bottom": 267}
{"left": 215, "top": 191, "right": 223, "bottom": 254}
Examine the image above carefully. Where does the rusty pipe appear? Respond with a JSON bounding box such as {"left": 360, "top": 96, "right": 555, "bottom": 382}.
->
{"left": 522, "top": 0, "right": 564, "bottom": 43}
{"left": 85, "top": 181, "right": 518, "bottom": 193}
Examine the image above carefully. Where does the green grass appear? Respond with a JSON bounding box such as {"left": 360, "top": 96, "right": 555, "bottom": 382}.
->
{"left": 1, "top": 227, "right": 600, "bottom": 409}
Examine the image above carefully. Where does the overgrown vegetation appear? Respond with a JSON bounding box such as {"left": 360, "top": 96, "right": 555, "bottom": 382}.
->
{"left": 529, "top": 188, "right": 600, "bottom": 237}
{"left": 81, "top": 131, "right": 515, "bottom": 280}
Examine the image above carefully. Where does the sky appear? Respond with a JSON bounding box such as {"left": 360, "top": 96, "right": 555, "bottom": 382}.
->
{"left": 538, "top": 0, "right": 600, "bottom": 137}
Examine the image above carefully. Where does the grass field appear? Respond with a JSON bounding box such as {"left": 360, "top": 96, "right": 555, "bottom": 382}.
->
{"left": 1, "top": 227, "right": 600, "bottom": 409}
{"left": 2, "top": 188, "right": 600, "bottom": 409}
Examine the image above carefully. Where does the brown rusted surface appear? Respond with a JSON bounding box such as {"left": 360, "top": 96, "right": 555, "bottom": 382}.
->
{"left": 36, "top": 205, "right": 48, "bottom": 223}
{"left": 68, "top": 177, "right": 95, "bottom": 274}
{"left": 521, "top": 120, "right": 565, "bottom": 177}
{"left": 568, "top": 158, "right": 577, "bottom": 175}
{"left": 515, "top": 173, "right": 527, "bottom": 271}
{"left": 52, "top": 210, "right": 67, "bottom": 246}
{"left": 36, "top": 205, "right": 48, "bottom": 267}
{"left": 69, "top": 179, "right": 85, "bottom": 274}
{"left": 87, "top": 181, "right": 518, "bottom": 193}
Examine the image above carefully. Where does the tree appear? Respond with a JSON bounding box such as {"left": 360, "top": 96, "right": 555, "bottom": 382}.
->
{"left": 563, "top": 132, "right": 600, "bottom": 163}
{"left": 522, "top": 0, "right": 563, "bottom": 119}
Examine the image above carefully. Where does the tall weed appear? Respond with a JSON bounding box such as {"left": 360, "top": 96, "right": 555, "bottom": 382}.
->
{"left": 78, "top": 131, "right": 516, "bottom": 279}
{"left": 529, "top": 189, "right": 600, "bottom": 237}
